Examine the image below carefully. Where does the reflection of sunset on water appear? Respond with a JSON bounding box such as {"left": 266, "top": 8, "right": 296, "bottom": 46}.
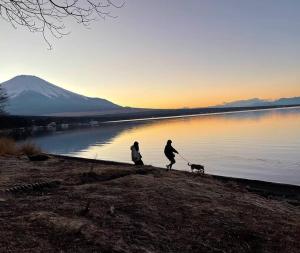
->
{"left": 72, "top": 108, "right": 300, "bottom": 185}
{"left": 28, "top": 108, "right": 300, "bottom": 185}
{"left": 102, "top": 108, "right": 300, "bottom": 144}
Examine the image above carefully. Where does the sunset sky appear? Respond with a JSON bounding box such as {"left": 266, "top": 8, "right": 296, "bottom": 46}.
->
{"left": 1, "top": 0, "right": 300, "bottom": 108}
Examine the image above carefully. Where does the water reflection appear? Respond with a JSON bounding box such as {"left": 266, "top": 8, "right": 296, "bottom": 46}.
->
{"left": 26, "top": 121, "right": 152, "bottom": 154}
{"left": 25, "top": 107, "right": 300, "bottom": 185}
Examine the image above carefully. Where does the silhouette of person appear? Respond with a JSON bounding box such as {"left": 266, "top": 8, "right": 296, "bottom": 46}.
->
{"left": 164, "top": 140, "right": 178, "bottom": 170}
{"left": 131, "top": 141, "right": 144, "bottom": 166}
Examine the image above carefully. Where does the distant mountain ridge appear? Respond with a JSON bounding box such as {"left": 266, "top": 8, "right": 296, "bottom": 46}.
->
{"left": 217, "top": 97, "right": 300, "bottom": 108}
{"left": 1, "top": 75, "right": 122, "bottom": 116}
{"left": 2, "top": 75, "right": 300, "bottom": 116}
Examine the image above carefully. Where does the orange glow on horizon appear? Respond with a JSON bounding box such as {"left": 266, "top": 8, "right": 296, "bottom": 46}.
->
{"left": 97, "top": 86, "right": 300, "bottom": 109}
{"left": 87, "top": 76, "right": 300, "bottom": 109}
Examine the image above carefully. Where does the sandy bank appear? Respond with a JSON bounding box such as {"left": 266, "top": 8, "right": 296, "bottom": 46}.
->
{"left": 0, "top": 155, "right": 299, "bottom": 252}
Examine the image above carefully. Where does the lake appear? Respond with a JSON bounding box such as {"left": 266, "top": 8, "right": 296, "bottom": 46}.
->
{"left": 25, "top": 107, "right": 300, "bottom": 186}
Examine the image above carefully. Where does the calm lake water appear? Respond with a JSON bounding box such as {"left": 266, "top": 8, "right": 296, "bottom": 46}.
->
{"left": 26, "top": 107, "right": 300, "bottom": 185}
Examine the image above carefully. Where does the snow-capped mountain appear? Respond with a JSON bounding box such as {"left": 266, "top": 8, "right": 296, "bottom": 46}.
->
{"left": 1, "top": 75, "right": 122, "bottom": 116}
{"left": 5, "top": 75, "right": 81, "bottom": 99}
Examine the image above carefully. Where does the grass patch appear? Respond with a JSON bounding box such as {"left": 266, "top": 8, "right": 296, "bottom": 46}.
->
{"left": 0, "top": 137, "right": 17, "bottom": 155}
{"left": 19, "top": 142, "right": 41, "bottom": 156}
{"left": 0, "top": 138, "right": 41, "bottom": 156}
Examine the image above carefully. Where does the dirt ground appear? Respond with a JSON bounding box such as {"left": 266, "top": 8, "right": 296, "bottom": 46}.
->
{"left": 0, "top": 155, "right": 299, "bottom": 253}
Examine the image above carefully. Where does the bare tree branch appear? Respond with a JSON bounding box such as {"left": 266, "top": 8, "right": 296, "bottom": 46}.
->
{"left": 0, "top": 0, "right": 125, "bottom": 48}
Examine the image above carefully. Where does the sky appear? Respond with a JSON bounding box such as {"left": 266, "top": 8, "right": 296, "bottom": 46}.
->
{"left": 1, "top": 0, "right": 300, "bottom": 109}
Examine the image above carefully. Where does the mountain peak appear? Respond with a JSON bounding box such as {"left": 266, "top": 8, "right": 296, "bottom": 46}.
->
{"left": 2, "top": 75, "right": 78, "bottom": 99}
{"left": 9, "top": 75, "right": 49, "bottom": 84}
{"left": 12, "top": 74, "right": 41, "bottom": 79}
{"left": 1, "top": 75, "right": 121, "bottom": 115}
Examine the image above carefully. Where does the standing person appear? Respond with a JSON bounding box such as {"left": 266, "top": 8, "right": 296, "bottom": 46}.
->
{"left": 131, "top": 141, "right": 144, "bottom": 166}
{"left": 164, "top": 140, "right": 178, "bottom": 170}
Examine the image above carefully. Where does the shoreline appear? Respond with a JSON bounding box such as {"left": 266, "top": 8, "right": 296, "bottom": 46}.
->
{"left": 53, "top": 154, "right": 300, "bottom": 204}
{"left": 1, "top": 104, "right": 300, "bottom": 132}
{"left": 101, "top": 104, "right": 300, "bottom": 124}
{"left": 54, "top": 153, "right": 300, "bottom": 186}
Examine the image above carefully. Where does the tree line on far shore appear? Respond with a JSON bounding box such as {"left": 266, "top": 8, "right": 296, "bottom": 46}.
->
{"left": 0, "top": 84, "right": 7, "bottom": 115}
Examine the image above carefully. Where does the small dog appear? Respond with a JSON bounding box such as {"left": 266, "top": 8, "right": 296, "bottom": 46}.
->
{"left": 188, "top": 163, "right": 205, "bottom": 174}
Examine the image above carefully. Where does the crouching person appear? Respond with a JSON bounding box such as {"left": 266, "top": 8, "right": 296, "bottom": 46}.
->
{"left": 131, "top": 141, "right": 144, "bottom": 166}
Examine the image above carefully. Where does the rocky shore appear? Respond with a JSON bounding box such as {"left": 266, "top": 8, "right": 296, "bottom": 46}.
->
{"left": 0, "top": 155, "right": 299, "bottom": 252}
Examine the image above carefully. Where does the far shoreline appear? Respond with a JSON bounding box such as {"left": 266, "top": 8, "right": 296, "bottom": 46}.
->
{"left": 1, "top": 104, "right": 300, "bottom": 133}
{"left": 100, "top": 104, "right": 300, "bottom": 124}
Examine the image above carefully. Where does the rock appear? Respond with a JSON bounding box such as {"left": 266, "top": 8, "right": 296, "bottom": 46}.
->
{"left": 27, "top": 154, "right": 50, "bottom": 161}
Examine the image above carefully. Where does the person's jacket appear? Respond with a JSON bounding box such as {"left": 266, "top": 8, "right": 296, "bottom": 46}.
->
{"left": 164, "top": 144, "right": 178, "bottom": 159}
{"left": 131, "top": 145, "right": 142, "bottom": 162}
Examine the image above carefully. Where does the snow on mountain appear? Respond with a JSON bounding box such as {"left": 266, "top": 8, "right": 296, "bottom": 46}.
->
{"left": 3, "top": 75, "right": 83, "bottom": 99}
{"left": 1, "top": 75, "right": 122, "bottom": 116}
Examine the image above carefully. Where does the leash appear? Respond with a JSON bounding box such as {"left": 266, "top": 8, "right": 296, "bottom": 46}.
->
{"left": 178, "top": 153, "right": 191, "bottom": 164}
